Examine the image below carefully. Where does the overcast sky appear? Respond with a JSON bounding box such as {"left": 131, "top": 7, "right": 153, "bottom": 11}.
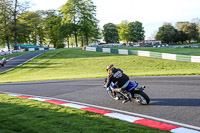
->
{"left": 26, "top": 0, "right": 200, "bottom": 40}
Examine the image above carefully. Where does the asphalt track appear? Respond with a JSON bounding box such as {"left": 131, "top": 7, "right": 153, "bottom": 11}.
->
{"left": 0, "top": 51, "right": 200, "bottom": 129}
{"left": 0, "top": 50, "right": 47, "bottom": 73}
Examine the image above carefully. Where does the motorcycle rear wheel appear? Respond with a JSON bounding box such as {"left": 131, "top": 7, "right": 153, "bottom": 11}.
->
{"left": 133, "top": 91, "right": 150, "bottom": 105}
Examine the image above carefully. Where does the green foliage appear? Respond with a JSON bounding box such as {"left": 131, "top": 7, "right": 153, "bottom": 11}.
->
{"left": 44, "top": 10, "right": 64, "bottom": 48}
{"left": 61, "top": 0, "right": 100, "bottom": 46}
{"left": 128, "top": 21, "right": 145, "bottom": 42}
{"left": 118, "top": 20, "right": 129, "bottom": 43}
{"left": 0, "top": 0, "right": 14, "bottom": 49}
{"left": 179, "top": 23, "right": 199, "bottom": 42}
{"left": 103, "top": 23, "right": 119, "bottom": 43}
{"left": 18, "top": 11, "right": 45, "bottom": 45}
{"left": 155, "top": 23, "right": 177, "bottom": 44}
{"left": 157, "top": 21, "right": 200, "bottom": 44}
{"left": 118, "top": 20, "right": 145, "bottom": 44}
{"left": 0, "top": 0, "right": 100, "bottom": 48}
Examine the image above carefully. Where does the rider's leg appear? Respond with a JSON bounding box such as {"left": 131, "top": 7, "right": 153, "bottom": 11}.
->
{"left": 115, "top": 87, "right": 131, "bottom": 103}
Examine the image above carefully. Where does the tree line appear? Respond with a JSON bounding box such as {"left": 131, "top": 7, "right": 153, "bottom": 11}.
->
{"left": 1, "top": 0, "right": 200, "bottom": 50}
{"left": 155, "top": 19, "right": 200, "bottom": 44}
{"left": 102, "top": 20, "right": 145, "bottom": 44}
{"left": 0, "top": 0, "right": 101, "bottom": 49}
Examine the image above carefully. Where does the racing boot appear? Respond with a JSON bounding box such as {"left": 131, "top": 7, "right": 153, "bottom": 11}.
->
{"left": 122, "top": 98, "right": 128, "bottom": 103}
{"left": 121, "top": 91, "right": 131, "bottom": 103}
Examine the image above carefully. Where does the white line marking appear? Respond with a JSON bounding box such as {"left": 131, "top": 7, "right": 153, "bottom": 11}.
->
{"left": 105, "top": 113, "right": 141, "bottom": 123}
{"left": 61, "top": 103, "right": 88, "bottom": 109}
{"left": 171, "top": 127, "right": 200, "bottom": 133}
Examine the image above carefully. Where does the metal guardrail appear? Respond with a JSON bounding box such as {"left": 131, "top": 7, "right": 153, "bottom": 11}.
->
{"left": 0, "top": 48, "right": 56, "bottom": 57}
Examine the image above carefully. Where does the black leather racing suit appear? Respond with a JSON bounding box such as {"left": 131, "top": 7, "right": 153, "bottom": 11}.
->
{"left": 105, "top": 68, "right": 129, "bottom": 89}
{"left": 105, "top": 68, "right": 130, "bottom": 100}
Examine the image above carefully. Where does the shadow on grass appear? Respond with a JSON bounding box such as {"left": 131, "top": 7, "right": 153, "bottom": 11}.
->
{"left": 15, "top": 62, "right": 62, "bottom": 69}
{"left": 150, "top": 98, "right": 200, "bottom": 107}
{"left": 0, "top": 98, "right": 164, "bottom": 133}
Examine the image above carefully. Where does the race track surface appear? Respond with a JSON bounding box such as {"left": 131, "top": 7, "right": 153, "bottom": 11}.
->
{"left": 0, "top": 76, "right": 199, "bottom": 127}
{"left": 0, "top": 50, "right": 47, "bottom": 73}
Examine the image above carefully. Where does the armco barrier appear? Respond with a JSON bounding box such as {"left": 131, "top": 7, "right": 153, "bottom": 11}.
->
{"left": 0, "top": 49, "right": 25, "bottom": 56}
{"left": 83, "top": 46, "right": 200, "bottom": 63}
{"left": 0, "top": 48, "right": 55, "bottom": 57}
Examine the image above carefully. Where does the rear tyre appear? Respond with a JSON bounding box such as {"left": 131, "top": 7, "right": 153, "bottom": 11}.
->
{"left": 133, "top": 91, "right": 150, "bottom": 105}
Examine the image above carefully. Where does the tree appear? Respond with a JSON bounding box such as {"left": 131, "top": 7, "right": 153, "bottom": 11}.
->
{"left": 174, "top": 30, "right": 188, "bottom": 44}
{"left": 11, "top": 0, "right": 30, "bottom": 49}
{"left": 179, "top": 23, "right": 199, "bottom": 43}
{"left": 44, "top": 10, "right": 64, "bottom": 48}
{"left": 102, "top": 23, "right": 119, "bottom": 43}
{"left": 18, "top": 11, "right": 45, "bottom": 45}
{"left": 191, "top": 18, "right": 200, "bottom": 42}
{"left": 78, "top": 0, "right": 100, "bottom": 45}
{"left": 0, "top": 0, "right": 13, "bottom": 50}
{"left": 175, "top": 21, "right": 189, "bottom": 30}
{"left": 60, "top": 23, "right": 72, "bottom": 48}
{"left": 118, "top": 20, "right": 145, "bottom": 44}
{"left": 0, "top": 0, "right": 30, "bottom": 49}
{"left": 118, "top": 20, "right": 129, "bottom": 44}
{"left": 61, "top": 0, "right": 99, "bottom": 46}
{"left": 128, "top": 21, "right": 145, "bottom": 42}
{"left": 61, "top": 0, "right": 81, "bottom": 47}
{"left": 155, "top": 23, "right": 177, "bottom": 44}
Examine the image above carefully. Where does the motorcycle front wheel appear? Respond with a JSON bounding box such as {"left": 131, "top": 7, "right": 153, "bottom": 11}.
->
{"left": 133, "top": 91, "right": 150, "bottom": 105}
{"left": 107, "top": 91, "right": 120, "bottom": 100}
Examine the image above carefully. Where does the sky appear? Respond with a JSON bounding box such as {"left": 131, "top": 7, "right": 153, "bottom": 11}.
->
{"left": 25, "top": 0, "right": 200, "bottom": 40}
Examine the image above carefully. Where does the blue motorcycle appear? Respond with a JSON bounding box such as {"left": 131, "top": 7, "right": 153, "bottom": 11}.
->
{"left": 105, "top": 79, "right": 150, "bottom": 105}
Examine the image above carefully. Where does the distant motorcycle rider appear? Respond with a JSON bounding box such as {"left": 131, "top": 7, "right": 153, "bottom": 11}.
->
{"left": 0, "top": 58, "right": 7, "bottom": 68}
{"left": 104, "top": 64, "right": 131, "bottom": 103}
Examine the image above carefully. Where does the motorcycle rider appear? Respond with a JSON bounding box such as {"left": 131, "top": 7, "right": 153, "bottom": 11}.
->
{"left": 104, "top": 64, "right": 131, "bottom": 103}
{"left": 0, "top": 58, "right": 7, "bottom": 68}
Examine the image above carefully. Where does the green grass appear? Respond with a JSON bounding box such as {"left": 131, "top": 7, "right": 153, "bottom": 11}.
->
{"left": 0, "top": 48, "right": 200, "bottom": 83}
{"left": 111, "top": 47, "right": 200, "bottom": 56}
{"left": 0, "top": 94, "right": 169, "bottom": 133}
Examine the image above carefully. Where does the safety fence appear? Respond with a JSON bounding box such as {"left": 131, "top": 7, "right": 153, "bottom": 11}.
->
{"left": 83, "top": 46, "right": 200, "bottom": 63}
{"left": 0, "top": 49, "right": 25, "bottom": 56}
{"left": 0, "top": 48, "right": 55, "bottom": 57}
{"left": 25, "top": 47, "right": 55, "bottom": 51}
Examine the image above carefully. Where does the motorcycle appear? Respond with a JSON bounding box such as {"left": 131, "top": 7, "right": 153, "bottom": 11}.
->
{"left": 104, "top": 79, "right": 150, "bottom": 105}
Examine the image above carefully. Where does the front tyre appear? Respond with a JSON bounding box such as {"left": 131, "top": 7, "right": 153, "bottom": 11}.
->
{"left": 133, "top": 91, "right": 150, "bottom": 105}
{"left": 107, "top": 91, "right": 119, "bottom": 100}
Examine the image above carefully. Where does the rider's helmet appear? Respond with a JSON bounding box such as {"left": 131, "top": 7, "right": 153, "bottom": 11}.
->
{"left": 106, "top": 64, "right": 115, "bottom": 74}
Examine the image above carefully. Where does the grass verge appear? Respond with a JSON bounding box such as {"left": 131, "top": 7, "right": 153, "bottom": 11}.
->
{"left": 0, "top": 94, "right": 169, "bottom": 133}
{"left": 0, "top": 48, "right": 200, "bottom": 83}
